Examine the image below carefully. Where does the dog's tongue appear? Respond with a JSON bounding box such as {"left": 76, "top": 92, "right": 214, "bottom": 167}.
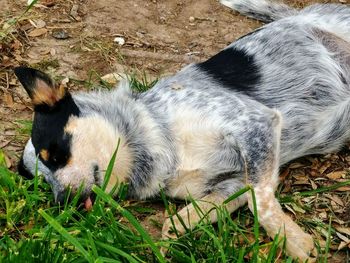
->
{"left": 84, "top": 196, "right": 93, "bottom": 211}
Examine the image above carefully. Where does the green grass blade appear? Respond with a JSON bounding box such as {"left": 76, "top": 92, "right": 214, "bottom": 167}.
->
{"left": 223, "top": 185, "right": 251, "bottom": 204}
{"left": 95, "top": 241, "right": 141, "bottom": 263}
{"left": 250, "top": 186, "right": 260, "bottom": 262}
{"left": 296, "top": 180, "right": 350, "bottom": 197}
{"left": 39, "top": 209, "right": 93, "bottom": 263}
{"left": 197, "top": 225, "right": 226, "bottom": 262}
{"left": 92, "top": 186, "right": 166, "bottom": 263}
{"left": 102, "top": 138, "right": 121, "bottom": 191}
{"left": 323, "top": 218, "right": 332, "bottom": 263}
{"left": 94, "top": 138, "right": 121, "bottom": 206}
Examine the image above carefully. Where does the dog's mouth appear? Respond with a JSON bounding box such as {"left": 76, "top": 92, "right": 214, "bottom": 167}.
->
{"left": 84, "top": 196, "right": 93, "bottom": 211}
{"left": 83, "top": 164, "right": 100, "bottom": 211}
{"left": 80, "top": 192, "right": 96, "bottom": 211}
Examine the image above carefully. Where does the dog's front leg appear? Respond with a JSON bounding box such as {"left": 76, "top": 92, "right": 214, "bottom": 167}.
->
{"left": 162, "top": 190, "right": 245, "bottom": 240}
{"left": 248, "top": 179, "right": 315, "bottom": 262}
{"left": 244, "top": 110, "right": 315, "bottom": 262}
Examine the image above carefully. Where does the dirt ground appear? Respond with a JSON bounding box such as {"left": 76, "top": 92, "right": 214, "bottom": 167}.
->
{"left": 0, "top": 0, "right": 349, "bottom": 261}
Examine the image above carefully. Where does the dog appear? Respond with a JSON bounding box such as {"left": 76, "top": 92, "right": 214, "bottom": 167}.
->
{"left": 14, "top": 0, "right": 350, "bottom": 261}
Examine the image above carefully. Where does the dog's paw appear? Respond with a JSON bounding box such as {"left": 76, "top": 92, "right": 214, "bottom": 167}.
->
{"left": 285, "top": 231, "right": 316, "bottom": 262}
{"left": 161, "top": 217, "right": 185, "bottom": 240}
{"left": 161, "top": 217, "right": 186, "bottom": 257}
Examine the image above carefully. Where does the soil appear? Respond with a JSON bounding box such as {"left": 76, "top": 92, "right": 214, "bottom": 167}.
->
{"left": 0, "top": 0, "right": 349, "bottom": 261}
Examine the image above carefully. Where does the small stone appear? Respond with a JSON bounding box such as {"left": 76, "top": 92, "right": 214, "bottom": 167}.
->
{"left": 50, "top": 48, "right": 56, "bottom": 56}
{"left": 52, "top": 29, "right": 70, "bottom": 39}
{"left": 189, "top": 16, "right": 195, "bottom": 22}
{"left": 114, "top": 37, "right": 125, "bottom": 46}
{"left": 35, "top": 19, "right": 46, "bottom": 29}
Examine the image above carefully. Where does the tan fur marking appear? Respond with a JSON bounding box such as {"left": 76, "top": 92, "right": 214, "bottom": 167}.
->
{"left": 172, "top": 109, "right": 221, "bottom": 171}
{"left": 32, "top": 80, "right": 66, "bottom": 106}
{"left": 66, "top": 157, "right": 73, "bottom": 166}
{"left": 40, "top": 149, "right": 49, "bottom": 161}
{"left": 249, "top": 177, "right": 315, "bottom": 262}
{"left": 58, "top": 115, "right": 134, "bottom": 193}
{"left": 248, "top": 191, "right": 315, "bottom": 262}
{"left": 166, "top": 169, "right": 207, "bottom": 199}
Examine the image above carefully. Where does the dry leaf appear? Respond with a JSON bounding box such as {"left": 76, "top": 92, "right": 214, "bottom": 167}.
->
{"left": 284, "top": 204, "right": 296, "bottom": 216}
{"left": 338, "top": 241, "right": 350, "bottom": 250}
{"left": 290, "top": 202, "right": 306, "bottom": 214}
{"left": 318, "top": 211, "right": 328, "bottom": 220}
{"left": 336, "top": 186, "right": 350, "bottom": 192}
{"left": 28, "top": 28, "right": 48, "bottom": 37}
{"left": 336, "top": 232, "right": 350, "bottom": 243}
{"left": 326, "top": 171, "right": 345, "bottom": 180}
{"left": 335, "top": 227, "right": 350, "bottom": 236}
{"left": 289, "top": 162, "right": 305, "bottom": 169}
{"left": 319, "top": 161, "right": 332, "bottom": 174}
{"left": 309, "top": 179, "right": 318, "bottom": 190}
{"left": 101, "top": 72, "right": 127, "bottom": 86}
{"left": 325, "top": 194, "right": 344, "bottom": 206}
{"left": 4, "top": 93, "right": 14, "bottom": 107}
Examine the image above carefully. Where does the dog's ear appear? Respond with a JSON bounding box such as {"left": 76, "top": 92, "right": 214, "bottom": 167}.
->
{"left": 14, "top": 67, "right": 66, "bottom": 107}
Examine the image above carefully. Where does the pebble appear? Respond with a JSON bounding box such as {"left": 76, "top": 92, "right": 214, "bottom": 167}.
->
{"left": 52, "top": 29, "right": 70, "bottom": 39}
{"left": 114, "top": 37, "right": 125, "bottom": 46}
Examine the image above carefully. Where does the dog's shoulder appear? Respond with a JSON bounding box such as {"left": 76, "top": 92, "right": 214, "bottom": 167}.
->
{"left": 196, "top": 43, "right": 261, "bottom": 95}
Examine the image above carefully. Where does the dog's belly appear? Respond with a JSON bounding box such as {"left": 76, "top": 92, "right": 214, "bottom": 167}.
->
{"left": 171, "top": 109, "right": 221, "bottom": 171}
{"left": 165, "top": 108, "right": 223, "bottom": 199}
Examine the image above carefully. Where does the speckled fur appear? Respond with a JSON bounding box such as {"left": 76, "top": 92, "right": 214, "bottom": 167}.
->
{"left": 20, "top": 1, "right": 350, "bottom": 261}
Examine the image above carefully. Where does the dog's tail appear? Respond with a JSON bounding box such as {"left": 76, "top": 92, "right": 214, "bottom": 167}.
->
{"left": 220, "top": 0, "right": 298, "bottom": 23}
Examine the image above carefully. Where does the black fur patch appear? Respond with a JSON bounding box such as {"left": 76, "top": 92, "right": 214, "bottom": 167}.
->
{"left": 17, "top": 155, "right": 34, "bottom": 179}
{"left": 197, "top": 47, "right": 261, "bottom": 96}
{"left": 31, "top": 94, "right": 80, "bottom": 171}
{"left": 206, "top": 171, "right": 239, "bottom": 188}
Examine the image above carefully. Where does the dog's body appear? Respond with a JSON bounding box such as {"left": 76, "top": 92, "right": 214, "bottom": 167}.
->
{"left": 15, "top": 0, "right": 350, "bottom": 261}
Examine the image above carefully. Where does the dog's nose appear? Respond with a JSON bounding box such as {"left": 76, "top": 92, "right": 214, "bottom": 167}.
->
{"left": 54, "top": 189, "right": 66, "bottom": 204}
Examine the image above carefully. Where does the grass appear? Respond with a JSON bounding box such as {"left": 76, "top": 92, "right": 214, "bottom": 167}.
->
{"left": 0, "top": 161, "right": 300, "bottom": 263}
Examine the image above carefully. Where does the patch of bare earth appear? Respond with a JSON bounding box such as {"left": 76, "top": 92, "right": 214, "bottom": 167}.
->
{"left": 0, "top": 0, "right": 349, "bottom": 261}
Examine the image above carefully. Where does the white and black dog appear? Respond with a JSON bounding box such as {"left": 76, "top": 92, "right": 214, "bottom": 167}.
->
{"left": 15, "top": 0, "right": 350, "bottom": 261}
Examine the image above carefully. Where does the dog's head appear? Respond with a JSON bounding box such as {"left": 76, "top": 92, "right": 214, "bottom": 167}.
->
{"left": 15, "top": 67, "right": 133, "bottom": 206}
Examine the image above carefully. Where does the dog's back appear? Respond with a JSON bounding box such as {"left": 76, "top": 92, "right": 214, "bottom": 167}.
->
{"left": 213, "top": 0, "right": 350, "bottom": 163}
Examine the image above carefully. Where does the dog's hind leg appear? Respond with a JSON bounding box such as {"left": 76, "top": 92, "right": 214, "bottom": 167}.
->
{"left": 306, "top": 98, "right": 350, "bottom": 156}
{"left": 302, "top": 4, "right": 350, "bottom": 41}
